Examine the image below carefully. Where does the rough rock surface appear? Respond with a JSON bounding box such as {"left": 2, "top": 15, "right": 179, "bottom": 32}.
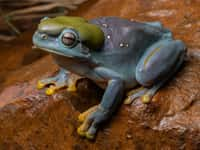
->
{"left": 0, "top": 0, "right": 200, "bottom": 149}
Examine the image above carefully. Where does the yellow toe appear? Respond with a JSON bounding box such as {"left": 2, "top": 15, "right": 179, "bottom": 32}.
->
{"left": 142, "top": 94, "right": 151, "bottom": 103}
{"left": 77, "top": 127, "right": 86, "bottom": 137}
{"left": 45, "top": 87, "right": 55, "bottom": 95}
{"left": 124, "top": 97, "right": 132, "bottom": 104}
{"left": 78, "top": 113, "right": 85, "bottom": 122}
{"left": 37, "top": 81, "right": 45, "bottom": 89}
{"left": 85, "top": 132, "right": 94, "bottom": 140}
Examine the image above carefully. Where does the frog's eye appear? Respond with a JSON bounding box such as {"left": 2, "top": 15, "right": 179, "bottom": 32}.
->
{"left": 62, "top": 32, "right": 76, "bottom": 47}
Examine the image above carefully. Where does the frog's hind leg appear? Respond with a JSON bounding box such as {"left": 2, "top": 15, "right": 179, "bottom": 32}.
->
{"left": 133, "top": 39, "right": 186, "bottom": 103}
{"left": 141, "top": 56, "right": 184, "bottom": 104}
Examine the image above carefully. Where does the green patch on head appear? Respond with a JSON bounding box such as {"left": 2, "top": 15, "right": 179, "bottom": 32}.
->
{"left": 38, "top": 16, "right": 104, "bottom": 50}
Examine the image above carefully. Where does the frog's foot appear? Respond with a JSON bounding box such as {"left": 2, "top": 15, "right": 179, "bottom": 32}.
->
{"left": 37, "top": 69, "right": 68, "bottom": 95}
{"left": 77, "top": 105, "right": 107, "bottom": 140}
{"left": 124, "top": 87, "right": 148, "bottom": 104}
{"left": 78, "top": 105, "right": 98, "bottom": 122}
{"left": 45, "top": 81, "right": 68, "bottom": 95}
{"left": 141, "top": 89, "right": 156, "bottom": 104}
{"left": 124, "top": 84, "right": 161, "bottom": 104}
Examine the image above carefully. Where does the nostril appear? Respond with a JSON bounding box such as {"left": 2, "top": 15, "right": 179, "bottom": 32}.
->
{"left": 40, "top": 16, "right": 49, "bottom": 22}
{"left": 41, "top": 33, "right": 48, "bottom": 40}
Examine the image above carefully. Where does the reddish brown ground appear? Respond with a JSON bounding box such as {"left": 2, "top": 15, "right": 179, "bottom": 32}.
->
{"left": 0, "top": 0, "right": 200, "bottom": 149}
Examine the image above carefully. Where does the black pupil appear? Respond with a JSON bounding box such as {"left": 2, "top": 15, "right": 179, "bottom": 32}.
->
{"left": 62, "top": 33, "right": 75, "bottom": 46}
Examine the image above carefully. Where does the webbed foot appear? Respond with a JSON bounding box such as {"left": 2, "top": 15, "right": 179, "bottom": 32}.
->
{"left": 77, "top": 105, "right": 108, "bottom": 139}
{"left": 124, "top": 86, "right": 158, "bottom": 104}
{"left": 37, "top": 69, "right": 80, "bottom": 95}
{"left": 124, "top": 87, "right": 148, "bottom": 104}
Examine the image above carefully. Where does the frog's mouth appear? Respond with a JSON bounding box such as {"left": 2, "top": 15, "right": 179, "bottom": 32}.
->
{"left": 33, "top": 45, "right": 74, "bottom": 58}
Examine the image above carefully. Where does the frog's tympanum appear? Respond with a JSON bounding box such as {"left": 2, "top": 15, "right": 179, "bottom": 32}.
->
{"left": 33, "top": 16, "right": 186, "bottom": 139}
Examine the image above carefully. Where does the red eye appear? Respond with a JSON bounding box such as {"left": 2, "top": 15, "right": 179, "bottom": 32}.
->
{"left": 62, "top": 32, "right": 76, "bottom": 46}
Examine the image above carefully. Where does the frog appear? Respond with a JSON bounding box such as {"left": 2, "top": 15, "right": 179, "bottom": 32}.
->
{"left": 32, "top": 16, "right": 186, "bottom": 139}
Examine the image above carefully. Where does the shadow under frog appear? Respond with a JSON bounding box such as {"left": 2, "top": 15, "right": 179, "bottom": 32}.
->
{"left": 32, "top": 16, "right": 187, "bottom": 139}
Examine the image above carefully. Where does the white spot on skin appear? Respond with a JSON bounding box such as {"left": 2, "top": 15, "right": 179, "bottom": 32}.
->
{"left": 107, "top": 35, "right": 111, "bottom": 39}
{"left": 119, "top": 43, "right": 129, "bottom": 48}
{"left": 102, "top": 23, "right": 108, "bottom": 28}
{"left": 139, "top": 68, "right": 143, "bottom": 72}
{"left": 120, "top": 43, "right": 124, "bottom": 47}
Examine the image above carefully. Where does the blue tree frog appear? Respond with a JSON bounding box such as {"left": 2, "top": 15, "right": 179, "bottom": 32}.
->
{"left": 33, "top": 16, "right": 186, "bottom": 139}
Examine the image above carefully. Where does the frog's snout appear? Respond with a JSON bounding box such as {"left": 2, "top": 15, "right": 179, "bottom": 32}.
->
{"left": 34, "top": 31, "right": 48, "bottom": 40}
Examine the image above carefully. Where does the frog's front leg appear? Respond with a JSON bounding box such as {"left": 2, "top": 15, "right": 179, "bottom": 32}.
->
{"left": 37, "top": 68, "right": 80, "bottom": 95}
{"left": 77, "top": 78, "right": 124, "bottom": 139}
{"left": 126, "top": 39, "right": 186, "bottom": 104}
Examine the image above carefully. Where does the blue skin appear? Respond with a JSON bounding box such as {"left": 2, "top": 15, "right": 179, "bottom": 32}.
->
{"left": 33, "top": 16, "right": 186, "bottom": 139}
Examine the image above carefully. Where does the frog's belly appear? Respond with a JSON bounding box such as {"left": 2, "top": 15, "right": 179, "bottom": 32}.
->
{"left": 52, "top": 54, "right": 107, "bottom": 82}
{"left": 91, "top": 77, "right": 138, "bottom": 90}
{"left": 93, "top": 68, "right": 139, "bottom": 90}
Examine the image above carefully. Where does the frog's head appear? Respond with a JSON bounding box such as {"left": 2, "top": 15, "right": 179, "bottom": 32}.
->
{"left": 33, "top": 16, "right": 104, "bottom": 58}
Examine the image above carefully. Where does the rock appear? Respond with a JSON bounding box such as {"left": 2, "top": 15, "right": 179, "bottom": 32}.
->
{"left": 146, "top": 9, "right": 176, "bottom": 17}
{"left": 0, "top": 0, "right": 200, "bottom": 149}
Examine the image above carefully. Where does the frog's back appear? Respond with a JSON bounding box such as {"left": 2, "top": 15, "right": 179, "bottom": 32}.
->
{"left": 89, "top": 16, "right": 171, "bottom": 55}
{"left": 89, "top": 17, "right": 173, "bottom": 88}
